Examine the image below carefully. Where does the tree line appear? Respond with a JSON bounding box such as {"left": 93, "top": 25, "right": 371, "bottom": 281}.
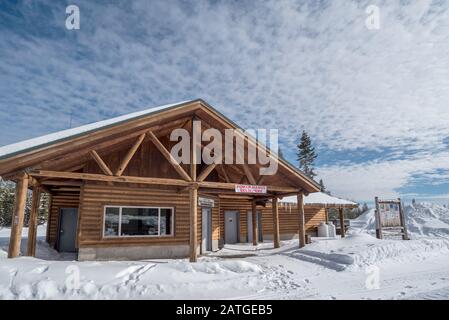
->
{"left": 0, "top": 179, "right": 49, "bottom": 227}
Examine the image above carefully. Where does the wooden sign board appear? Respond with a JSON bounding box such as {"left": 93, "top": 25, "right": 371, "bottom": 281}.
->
{"left": 374, "top": 197, "right": 409, "bottom": 240}
{"left": 235, "top": 184, "right": 267, "bottom": 194}
{"left": 198, "top": 197, "right": 215, "bottom": 207}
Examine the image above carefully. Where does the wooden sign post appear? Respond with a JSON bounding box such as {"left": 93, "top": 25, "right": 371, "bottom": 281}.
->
{"left": 374, "top": 197, "right": 408, "bottom": 240}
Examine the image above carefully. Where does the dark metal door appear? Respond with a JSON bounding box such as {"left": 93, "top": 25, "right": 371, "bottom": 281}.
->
{"left": 225, "top": 211, "right": 238, "bottom": 244}
{"left": 201, "top": 207, "right": 212, "bottom": 253}
{"left": 57, "top": 208, "right": 78, "bottom": 252}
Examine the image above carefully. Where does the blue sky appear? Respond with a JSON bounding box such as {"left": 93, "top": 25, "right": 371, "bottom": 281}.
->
{"left": 1, "top": 0, "right": 449, "bottom": 203}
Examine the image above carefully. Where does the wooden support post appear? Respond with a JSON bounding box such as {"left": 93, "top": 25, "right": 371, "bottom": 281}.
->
{"left": 297, "top": 193, "right": 306, "bottom": 248}
{"left": 90, "top": 150, "right": 113, "bottom": 176}
{"left": 189, "top": 127, "right": 198, "bottom": 263}
{"left": 46, "top": 194, "right": 52, "bottom": 243}
{"left": 325, "top": 208, "right": 329, "bottom": 223}
{"left": 148, "top": 131, "right": 192, "bottom": 181}
{"left": 218, "top": 165, "right": 230, "bottom": 183}
{"left": 272, "top": 196, "right": 280, "bottom": 248}
{"left": 8, "top": 173, "right": 29, "bottom": 258}
{"left": 197, "top": 163, "right": 217, "bottom": 182}
{"left": 26, "top": 187, "right": 41, "bottom": 256}
{"left": 374, "top": 196, "right": 382, "bottom": 239}
{"left": 256, "top": 174, "right": 266, "bottom": 185}
{"left": 242, "top": 164, "right": 257, "bottom": 185}
{"left": 251, "top": 199, "right": 258, "bottom": 246}
{"left": 339, "top": 207, "right": 345, "bottom": 238}
{"left": 115, "top": 133, "right": 146, "bottom": 176}
{"left": 398, "top": 198, "right": 409, "bottom": 240}
{"left": 189, "top": 186, "right": 198, "bottom": 262}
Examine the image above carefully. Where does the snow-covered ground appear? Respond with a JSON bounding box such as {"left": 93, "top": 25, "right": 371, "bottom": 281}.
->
{"left": 1, "top": 202, "right": 449, "bottom": 300}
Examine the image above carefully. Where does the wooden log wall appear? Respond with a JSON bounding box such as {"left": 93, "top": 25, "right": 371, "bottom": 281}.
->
{"left": 198, "top": 193, "right": 220, "bottom": 242}
{"left": 47, "top": 191, "right": 80, "bottom": 246}
{"left": 75, "top": 183, "right": 220, "bottom": 249}
{"left": 218, "top": 197, "right": 326, "bottom": 242}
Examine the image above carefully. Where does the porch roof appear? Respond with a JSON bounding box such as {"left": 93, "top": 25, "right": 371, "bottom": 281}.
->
{"left": 279, "top": 192, "right": 358, "bottom": 208}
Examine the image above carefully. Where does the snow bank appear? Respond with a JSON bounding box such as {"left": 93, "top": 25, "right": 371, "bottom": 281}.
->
{"left": 0, "top": 256, "right": 266, "bottom": 300}
{"left": 299, "top": 203, "right": 449, "bottom": 270}
{"left": 405, "top": 203, "right": 449, "bottom": 238}
{"left": 173, "top": 260, "right": 262, "bottom": 274}
{"left": 300, "top": 233, "right": 449, "bottom": 270}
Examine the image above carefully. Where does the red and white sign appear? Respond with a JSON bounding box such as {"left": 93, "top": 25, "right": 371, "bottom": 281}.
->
{"left": 235, "top": 184, "right": 267, "bottom": 194}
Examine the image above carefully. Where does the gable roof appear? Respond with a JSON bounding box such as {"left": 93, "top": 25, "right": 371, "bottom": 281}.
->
{"left": 0, "top": 99, "right": 320, "bottom": 192}
{"left": 0, "top": 100, "right": 192, "bottom": 160}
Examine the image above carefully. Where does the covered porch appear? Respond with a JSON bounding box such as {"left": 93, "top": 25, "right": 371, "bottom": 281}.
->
{"left": 0, "top": 100, "right": 320, "bottom": 262}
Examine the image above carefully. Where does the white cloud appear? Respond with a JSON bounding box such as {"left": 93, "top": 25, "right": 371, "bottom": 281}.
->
{"left": 1, "top": 0, "right": 449, "bottom": 200}
{"left": 318, "top": 151, "right": 449, "bottom": 201}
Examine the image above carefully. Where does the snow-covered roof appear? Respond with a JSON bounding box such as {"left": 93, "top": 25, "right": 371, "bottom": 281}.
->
{"left": 0, "top": 100, "right": 193, "bottom": 160}
{"left": 280, "top": 192, "right": 357, "bottom": 207}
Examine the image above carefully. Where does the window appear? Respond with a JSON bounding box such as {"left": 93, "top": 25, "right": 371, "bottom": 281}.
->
{"left": 104, "top": 207, "right": 120, "bottom": 236}
{"left": 103, "top": 206, "right": 174, "bottom": 237}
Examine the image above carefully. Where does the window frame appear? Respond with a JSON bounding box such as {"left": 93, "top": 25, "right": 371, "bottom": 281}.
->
{"left": 103, "top": 205, "right": 175, "bottom": 238}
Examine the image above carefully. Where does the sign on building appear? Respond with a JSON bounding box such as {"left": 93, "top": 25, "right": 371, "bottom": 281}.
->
{"left": 374, "top": 197, "right": 408, "bottom": 240}
{"left": 198, "top": 197, "right": 215, "bottom": 207}
{"left": 235, "top": 184, "right": 267, "bottom": 194}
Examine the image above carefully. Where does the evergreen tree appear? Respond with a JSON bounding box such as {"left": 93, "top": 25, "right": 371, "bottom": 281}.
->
{"left": 297, "top": 130, "right": 317, "bottom": 179}
{"left": 319, "top": 179, "right": 325, "bottom": 192}
{"left": 0, "top": 179, "right": 37, "bottom": 227}
{"left": 0, "top": 179, "right": 15, "bottom": 226}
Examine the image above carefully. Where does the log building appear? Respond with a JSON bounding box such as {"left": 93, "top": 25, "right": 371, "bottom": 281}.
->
{"left": 0, "top": 99, "right": 356, "bottom": 261}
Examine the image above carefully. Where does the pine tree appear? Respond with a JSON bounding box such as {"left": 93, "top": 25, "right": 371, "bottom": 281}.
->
{"left": 0, "top": 179, "right": 15, "bottom": 226}
{"left": 297, "top": 130, "right": 317, "bottom": 179}
{"left": 319, "top": 179, "right": 325, "bottom": 192}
